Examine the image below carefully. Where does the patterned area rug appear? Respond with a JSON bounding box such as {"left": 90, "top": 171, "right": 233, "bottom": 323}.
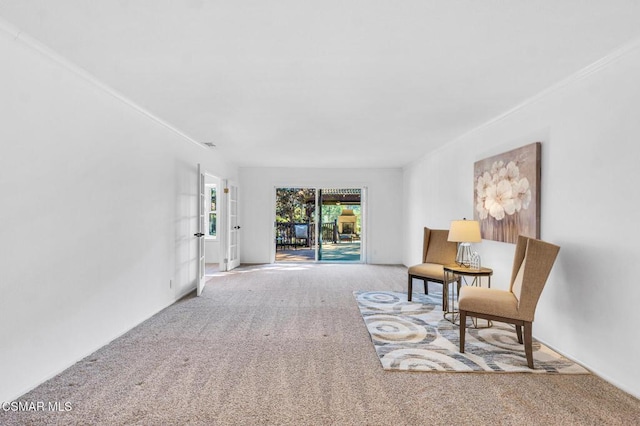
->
{"left": 354, "top": 290, "right": 589, "bottom": 373}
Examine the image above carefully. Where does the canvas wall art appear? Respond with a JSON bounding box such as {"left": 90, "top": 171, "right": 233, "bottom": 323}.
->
{"left": 473, "top": 142, "right": 540, "bottom": 243}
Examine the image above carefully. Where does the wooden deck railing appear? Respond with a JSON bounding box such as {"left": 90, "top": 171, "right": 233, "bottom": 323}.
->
{"left": 275, "top": 221, "right": 339, "bottom": 249}
{"left": 275, "top": 222, "right": 314, "bottom": 249}
{"left": 321, "top": 221, "right": 338, "bottom": 243}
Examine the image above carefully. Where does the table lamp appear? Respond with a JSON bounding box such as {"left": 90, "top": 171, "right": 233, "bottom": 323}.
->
{"left": 448, "top": 219, "right": 482, "bottom": 267}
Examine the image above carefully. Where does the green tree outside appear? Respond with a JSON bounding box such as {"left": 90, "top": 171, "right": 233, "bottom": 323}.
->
{"left": 275, "top": 188, "right": 316, "bottom": 223}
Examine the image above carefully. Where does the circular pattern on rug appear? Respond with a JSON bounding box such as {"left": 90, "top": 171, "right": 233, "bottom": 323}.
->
{"left": 365, "top": 314, "right": 431, "bottom": 344}
{"left": 381, "top": 348, "right": 473, "bottom": 371}
{"left": 354, "top": 290, "right": 590, "bottom": 374}
{"left": 358, "top": 291, "right": 401, "bottom": 305}
{"left": 470, "top": 327, "right": 535, "bottom": 351}
{"left": 356, "top": 290, "right": 436, "bottom": 315}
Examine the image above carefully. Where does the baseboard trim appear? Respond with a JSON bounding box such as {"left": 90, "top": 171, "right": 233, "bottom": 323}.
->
{"left": 535, "top": 335, "right": 639, "bottom": 400}
{"left": 5, "top": 289, "right": 195, "bottom": 402}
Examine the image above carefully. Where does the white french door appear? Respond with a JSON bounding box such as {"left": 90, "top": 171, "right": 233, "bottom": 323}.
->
{"left": 195, "top": 164, "right": 206, "bottom": 296}
{"left": 225, "top": 180, "right": 241, "bottom": 271}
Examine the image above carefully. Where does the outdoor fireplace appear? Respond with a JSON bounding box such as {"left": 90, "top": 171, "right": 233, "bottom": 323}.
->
{"left": 338, "top": 209, "right": 357, "bottom": 235}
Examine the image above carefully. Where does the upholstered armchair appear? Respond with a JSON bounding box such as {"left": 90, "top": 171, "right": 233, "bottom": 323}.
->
{"left": 407, "top": 227, "right": 459, "bottom": 309}
{"left": 458, "top": 235, "right": 560, "bottom": 369}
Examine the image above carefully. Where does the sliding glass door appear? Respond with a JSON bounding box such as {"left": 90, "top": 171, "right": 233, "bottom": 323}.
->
{"left": 318, "top": 188, "right": 362, "bottom": 262}
{"left": 274, "top": 187, "right": 364, "bottom": 263}
{"left": 274, "top": 188, "right": 316, "bottom": 262}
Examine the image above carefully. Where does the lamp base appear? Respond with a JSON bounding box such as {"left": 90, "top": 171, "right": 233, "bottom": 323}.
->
{"left": 456, "top": 242, "right": 473, "bottom": 267}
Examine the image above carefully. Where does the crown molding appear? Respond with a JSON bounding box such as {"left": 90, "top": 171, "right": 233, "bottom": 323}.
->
{"left": 478, "top": 37, "right": 640, "bottom": 131}
{"left": 403, "top": 36, "right": 640, "bottom": 170}
{"left": 0, "top": 17, "right": 207, "bottom": 150}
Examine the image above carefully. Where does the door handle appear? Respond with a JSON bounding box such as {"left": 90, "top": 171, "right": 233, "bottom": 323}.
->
{"left": 234, "top": 226, "right": 241, "bottom": 230}
{"left": 194, "top": 233, "right": 205, "bottom": 237}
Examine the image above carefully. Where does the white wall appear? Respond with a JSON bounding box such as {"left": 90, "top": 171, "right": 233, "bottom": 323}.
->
{"left": 0, "top": 23, "right": 237, "bottom": 401}
{"left": 240, "top": 167, "right": 403, "bottom": 265}
{"left": 403, "top": 41, "right": 640, "bottom": 398}
{"left": 205, "top": 239, "right": 220, "bottom": 263}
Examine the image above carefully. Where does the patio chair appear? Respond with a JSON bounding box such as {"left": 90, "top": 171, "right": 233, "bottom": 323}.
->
{"left": 294, "top": 224, "right": 309, "bottom": 249}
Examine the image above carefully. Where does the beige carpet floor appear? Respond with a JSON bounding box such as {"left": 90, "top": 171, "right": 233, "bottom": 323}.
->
{"left": 2, "top": 263, "right": 639, "bottom": 425}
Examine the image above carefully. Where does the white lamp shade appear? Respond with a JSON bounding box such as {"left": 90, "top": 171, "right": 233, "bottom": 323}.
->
{"left": 448, "top": 220, "right": 481, "bottom": 243}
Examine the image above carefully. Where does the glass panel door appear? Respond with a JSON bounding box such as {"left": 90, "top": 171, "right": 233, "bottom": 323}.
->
{"left": 274, "top": 188, "right": 316, "bottom": 262}
{"left": 318, "top": 188, "right": 362, "bottom": 262}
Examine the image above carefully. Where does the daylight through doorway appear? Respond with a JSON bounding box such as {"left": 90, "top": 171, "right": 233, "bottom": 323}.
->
{"left": 274, "top": 187, "right": 362, "bottom": 262}
{"left": 275, "top": 188, "right": 316, "bottom": 262}
{"left": 318, "top": 188, "right": 361, "bottom": 262}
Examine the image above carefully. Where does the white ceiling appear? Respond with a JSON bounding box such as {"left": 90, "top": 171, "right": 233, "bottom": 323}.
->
{"left": 2, "top": 1, "right": 640, "bottom": 168}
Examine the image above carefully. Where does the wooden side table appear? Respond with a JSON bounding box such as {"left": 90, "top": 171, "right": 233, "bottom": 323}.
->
{"left": 443, "top": 264, "right": 493, "bottom": 327}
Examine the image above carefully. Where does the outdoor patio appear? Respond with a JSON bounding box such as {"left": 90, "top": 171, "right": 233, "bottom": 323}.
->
{"left": 275, "top": 241, "right": 361, "bottom": 262}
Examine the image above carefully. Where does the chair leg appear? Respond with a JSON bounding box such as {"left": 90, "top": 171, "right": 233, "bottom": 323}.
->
{"left": 515, "top": 325, "right": 523, "bottom": 344}
{"left": 459, "top": 310, "right": 466, "bottom": 353}
{"left": 424, "top": 278, "right": 429, "bottom": 295}
{"left": 442, "top": 281, "right": 448, "bottom": 311}
{"left": 524, "top": 322, "right": 534, "bottom": 369}
{"left": 407, "top": 275, "right": 413, "bottom": 301}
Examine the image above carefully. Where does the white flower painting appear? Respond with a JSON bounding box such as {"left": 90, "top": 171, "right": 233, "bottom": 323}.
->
{"left": 473, "top": 143, "right": 540, "bottom": 243}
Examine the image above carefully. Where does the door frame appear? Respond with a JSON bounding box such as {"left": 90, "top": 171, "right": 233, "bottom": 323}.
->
{"left": 196, "top": 167, "right": 237, "bottom": 294}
